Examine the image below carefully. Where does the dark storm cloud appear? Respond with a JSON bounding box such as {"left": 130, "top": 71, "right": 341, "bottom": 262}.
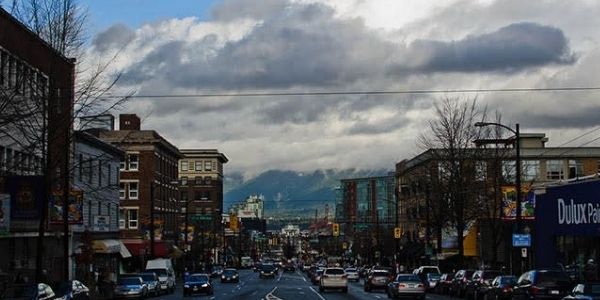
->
{"left": 92, "top": 23, "right": 135, "bottom": 52}
{"left": 522, "top": 106, "right": 600, "bottom": 129}
{"left": 394, "top": 22, "right": 576, "bottom": 73}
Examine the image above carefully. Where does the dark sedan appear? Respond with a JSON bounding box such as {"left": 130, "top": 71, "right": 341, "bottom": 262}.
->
{"left": 466, "top": 270, "right": 504, "bottom": 300}
{"left": 260, "top": 264, "right": 277, "bottom": 279}
{"left": 513, "top": 270, "right": 572, "bottom": 300}
{"left": 183, "top": 273, "right": 213, "bottom": 296}
{"left": 483, "top": 275, "right": 517, "bottom": 300}
{"left": 221, "top": 268, "right": 240, "bottom": 283}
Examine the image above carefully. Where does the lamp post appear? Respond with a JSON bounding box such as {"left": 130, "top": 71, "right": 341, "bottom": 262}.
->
{"left": 474, "top": 122, "right": 521, "bottom": 273}
{"left": 150, "top": 181, "right": 155, "bottom": 259}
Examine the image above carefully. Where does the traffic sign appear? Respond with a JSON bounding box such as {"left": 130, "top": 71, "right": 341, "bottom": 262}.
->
{"left": 394, "top": 227, "right": 402, "bottom": 239}
{"left": 512, "top": 234, "right": 531, "bottom": 247}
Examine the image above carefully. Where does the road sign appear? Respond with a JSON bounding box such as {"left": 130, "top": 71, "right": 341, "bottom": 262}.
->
{"left": 512, "top": 234, "right": 531, "bottom": 247}
{"left": 191, "top": 215, "right": 212, "bottom": 221}
{"left": 332, "top": 223, "right": 340, "bottom": 237}
{"left": 394, "top": 227, "right": 402, "bottom": 239}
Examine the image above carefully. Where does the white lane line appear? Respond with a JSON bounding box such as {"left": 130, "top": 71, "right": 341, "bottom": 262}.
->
{"left": 277, "top": 272, "right": 283, "bottom": 282}
{"left": 309, "top": 287, "right": 326, "bottom": 300}
{"left": 266, "top": 287, "right": 283, "bottom": 300}
{"left": 375, "top": 296, "right": 382, "bottom": 299}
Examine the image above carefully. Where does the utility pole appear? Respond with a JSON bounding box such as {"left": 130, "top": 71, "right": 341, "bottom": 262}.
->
{"left": 150, "top": 182, "right": 155, "bottom": 258}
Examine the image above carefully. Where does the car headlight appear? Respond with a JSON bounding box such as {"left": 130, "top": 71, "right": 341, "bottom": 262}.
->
{"left": 233, "top": 275, "right": 238, "bottom": 278}
{"left": 184, "top": 285, "right": 189, "bottom": 288}
{"left": 221, "top": 275, "right": 226, "bottom": 279}
{"left": 201, "top": 284, "right": 208, "bottom": 287}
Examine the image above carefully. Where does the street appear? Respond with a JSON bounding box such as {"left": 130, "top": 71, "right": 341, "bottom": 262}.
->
{"left": 153, "top": 270, "right": 454, "bottom": 300}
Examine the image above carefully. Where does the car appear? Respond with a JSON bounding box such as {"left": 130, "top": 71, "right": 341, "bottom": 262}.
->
{"left": 221, "top": 268, "right": 240, "bottom": 283}
{"left": 55, "top": 280, "right": 90, "bottom": 300}
{"left": 466, "top": 270, "right": 504, "bottom": 300}
{"left": 453, "top": 269, "right": 477, "bottom": 297}
{"left": 345, "top": 268, "right": 360, "bottom": 282}
{"left": 138, "top": 272, "right": 160, "bottom": 296}
{"left": 211, "top": 265, "right": 224, "bottom": 278}
{"left": 319, "top": 267, "right": 348, "bottom": 293}
{"left": 145, "top": 258, "right": 176, "bottom": 294}
{"left": 562, "top": 282, "right": 600, "bottom": 300}
{"left": 512, "top": 270, "right": 572, "bottom": 300}
{"left": 414, "top": 266, "right": 441, "bottom": 278}
{"left": 260, "top": 264, "right": 277, "bottom": 279}
{"left": 183, "top": 273, "right": 213, "bottom": 296}
{"left": 312, "top": 269, "right": 324, "bottom": 285}
{"left": 283, "top": 263, "right": 296, "bottom": 272}
{"left": 426, "top": 273, "right": 442, "bottom": 291}
{"left": 114, "top": 276, "right": 148, "bottom": 299}
{"left": 365, "top": 270, "right": 392, "bottom": 292}
{"left": 303, "top": 264, "right": 311, "bottom": 272}
{"left": 483, "top": 275, "right": 517, "bottom": 300}
{"left": 387, "top": 274, "right": 426, "bottom": 300}
{"left": 436, "top": 273, "right": 455, "bottom": 294}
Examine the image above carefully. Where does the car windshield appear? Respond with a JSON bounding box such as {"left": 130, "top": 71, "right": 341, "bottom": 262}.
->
{"left": 189, "top": 275, "right": 209, "bottom": 283}
{"left": 224, "top": 270, "right": 237, "bottom": 276}
{"left": 326, "top": 269, "right": 345, "bottom": 275}
{"left": 146, "top": 269, "right": 167, "bottom": 276}
{"left": 140, "top": 274, "right": 156, "bottom": 282}
{"left": 263, "top": 265, "right": 275, "bottom": 271}
{"left": 537, "top": 271, "right": 570, "bottom": 285}
{"left": 397, "top": 275, "right": 421, "bottom": 282}
{"left": 428, "top": 273, "right": 441, "bottom": 280}
{"left": 501, "top": 276, "right": 517, "bottom": 285}
{"left": 118, "top": 278, "right": 141, "bottom": 286}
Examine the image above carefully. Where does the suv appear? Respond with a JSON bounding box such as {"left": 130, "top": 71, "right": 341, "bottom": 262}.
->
{"left": 453, "top": 269, "right": 476, "bottom": 297}
{"left": 365, "top": 270, "right": 392, "bottom": 292}
{"left": 465, "top": 270, "right": 503, "bottom": 300}
{"left": 512, "top": 270, "right": 572, "bottom": 300}
{"left": 319, "top": 267, "right": 348, "bottom": 293}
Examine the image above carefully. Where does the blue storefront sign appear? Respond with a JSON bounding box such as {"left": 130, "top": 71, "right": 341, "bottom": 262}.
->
{"left": 512, "top": 234, "right": 531, "bottom": 247}
{"left": 535, "top": 179, "right": 600, "bottom": 268}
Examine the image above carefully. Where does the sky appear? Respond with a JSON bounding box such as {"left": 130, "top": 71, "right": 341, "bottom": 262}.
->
{"left": 74, "top": 0, "right": 600, "bottom": 178}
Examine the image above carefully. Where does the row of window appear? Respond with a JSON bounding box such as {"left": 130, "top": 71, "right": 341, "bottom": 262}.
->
{"left": 180, "top": 176, "right": 213, "bottom": 186}
{"left": 181, "top": 191, "right": 212, "bottom": 202}
{"left": 0, "top": 146, "right": 42, "bottom": 175}
{"left": 77, "top": 154, "right": 118, "bottom": 187}
{"left": 120, "top": 153, "right": 139, "bottom": 171}
{"left": 0, "top": 48, "right": 49, "bottom": 99}
{"left": 119, "top": 181, "right": 139, "bottom": 200}
{"left": 180, "top": 160, "right": 215, "bottom": 172}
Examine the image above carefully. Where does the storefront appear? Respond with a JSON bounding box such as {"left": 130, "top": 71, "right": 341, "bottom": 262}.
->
{"left": 535, "top": 179, "right": 600, "bottom": 270}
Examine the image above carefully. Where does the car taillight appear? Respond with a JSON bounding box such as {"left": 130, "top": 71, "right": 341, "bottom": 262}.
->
{"left": 530, "top": 286, "right": 543, "bottom": 295}
{"left": 399, "top": 284, "right": 407, "bottom": 288}
{"left": 417, "top": 284, "right": 424, "bottom": 288}
{"left": 502, "top": 287, "right": 513, "bottom": 293}
{"left": 342, "top": 275, "right": 347, "bottom": 279}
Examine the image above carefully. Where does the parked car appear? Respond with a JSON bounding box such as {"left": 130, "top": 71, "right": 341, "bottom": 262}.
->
{"left": 145, "top": 258, "right": 176, "bottom": 294}
{"left": 345, "top": 268, "right": 360, "bottom": 282}
{"left": 562, "top": 282, "right": 600, "bottom": 300}
{"left": 512, "top": 270, "right": 572, "bottom": 300}
{"left": 55, "top": 280, "right": 90, "bottom": 300}
{"left": 183, "top": 273, "right": 213, "bottom": 296}
{"left": 312, "top": 269, "right": 324, "bottom": 285}
{"left": 387, "top": 274, "right": 426, "bottom": 300}
{"left": 221, "top": 268, "right": 240, "bottom": 283}
{"left": 466, "top": 270, "right": 504, "bottom": 300}
{"left": 426, "top": 273, "right": 442, "bottom": 291}
{"left": 138, "top": 272, "right": 160, "bottom": 296}
{"left": 319, "top": 267, "right": 348, "bottom": 293}
{"left": 365, "top": 270, "right": 392, "bottom": 292}
{"left": 114, "top": 276, "right": 148, "bottom": 299}
{"left": 436, "top": 273, "right": 455, "bottom": 294}
{"left": 453, "top": 269, "right": 477, "bottom": 297}
{"left": 483, "top": 275, "right": 517, "bottom": 300}
{"left": 260, "top": 264, "right": 277, "bottom": 279}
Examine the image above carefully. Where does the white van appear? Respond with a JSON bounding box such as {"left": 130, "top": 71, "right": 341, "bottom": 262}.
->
{"left": 145, "top": 258, "right": 176, "bottom": 294}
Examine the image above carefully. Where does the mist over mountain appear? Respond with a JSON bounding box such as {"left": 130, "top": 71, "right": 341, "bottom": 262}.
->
{"left": 223, "top": 169, "right": 391, "bottom": 217}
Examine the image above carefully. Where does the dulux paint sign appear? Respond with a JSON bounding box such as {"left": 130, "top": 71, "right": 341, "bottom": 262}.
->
{"left": 557, "top": 198, "right": 600, "bottom": 225}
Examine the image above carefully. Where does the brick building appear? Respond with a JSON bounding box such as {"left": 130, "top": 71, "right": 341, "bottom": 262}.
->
{"left": 98, "top": 114, "right": 182, "bottom": 267}
{"left": 178, "top": 149, "right": 228, "bottom": 267}
{"left": 0, "top": 7, "right": 75, "bottom": 283}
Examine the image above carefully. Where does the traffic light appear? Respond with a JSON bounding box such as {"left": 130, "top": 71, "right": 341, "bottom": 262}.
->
{"left": 394, "top": 227, "right": 402, "bottom": 239}
{"left": 332, "top": 223, "right": 340, "bottom": 237}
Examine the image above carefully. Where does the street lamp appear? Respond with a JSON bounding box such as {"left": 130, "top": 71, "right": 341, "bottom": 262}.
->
{"left": 474, "top": 122, "right": 522, "bottom": 272}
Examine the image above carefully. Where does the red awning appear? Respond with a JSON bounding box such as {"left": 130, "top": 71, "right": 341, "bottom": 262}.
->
{"left": 122, "top": 239, "right": 168, "bottom": 257}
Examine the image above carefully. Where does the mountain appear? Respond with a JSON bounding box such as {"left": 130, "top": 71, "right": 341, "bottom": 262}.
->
{"left": 223, "top": 169, "right": 390, "bottom": 217}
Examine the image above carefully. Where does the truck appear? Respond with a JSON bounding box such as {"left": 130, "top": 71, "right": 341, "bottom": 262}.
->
{"left": 145, "top": 258, "right": 176, "bottom": 294}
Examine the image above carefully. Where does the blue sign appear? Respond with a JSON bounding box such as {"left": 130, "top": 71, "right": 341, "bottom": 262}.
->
{"left": 512, "top": 234, "right": 531, "bottom": 247}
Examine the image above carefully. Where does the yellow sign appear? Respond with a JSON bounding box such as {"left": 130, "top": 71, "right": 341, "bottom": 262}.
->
{"left": 342, "top": 242, "right": 347, "bottom": 250}
{"left": 394, "top": 227, "right": 402, "bottom": 239}
{"left": 332, "top": 223, "right": 340, "bottom": 237}
{"left": 229, "top": 214, "right": 238, "bottom": 231}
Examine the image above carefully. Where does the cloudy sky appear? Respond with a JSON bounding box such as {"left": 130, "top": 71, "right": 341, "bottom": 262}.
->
{"left": 78, "top": 0, "right": 600, "bottom": 177}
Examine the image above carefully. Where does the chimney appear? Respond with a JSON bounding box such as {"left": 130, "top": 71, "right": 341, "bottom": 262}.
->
{"left": 119, "top": 114, "right": 141, "bottom": 130}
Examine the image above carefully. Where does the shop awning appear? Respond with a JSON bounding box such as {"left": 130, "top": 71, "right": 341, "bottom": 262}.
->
{"left": 92, "top": 239, "right": 132, "bottom": 258}
{"left": 123, "top": 239, "right": 168, "bottom": 257}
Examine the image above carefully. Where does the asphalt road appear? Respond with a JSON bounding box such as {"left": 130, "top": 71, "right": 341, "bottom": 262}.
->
{"left": 149, "top": 269, "right": 455, "bottom": 300}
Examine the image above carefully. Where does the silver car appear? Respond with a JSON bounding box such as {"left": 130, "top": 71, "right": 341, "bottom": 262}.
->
{"left": 319, "top": 267, "right": 348, "bottom": 293}
{"left": 345, "top": 268, "right": 360, "bottom": 282}
{"left": 114, "top": 277, "right": 148, "bottom": 299}
{"left": 387, "top": 274, "right": 426, "bottom": 300}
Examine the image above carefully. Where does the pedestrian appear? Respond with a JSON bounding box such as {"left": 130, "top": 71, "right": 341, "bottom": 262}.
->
{"left": 584, "top": 259, "right": 597, "bottom": 282}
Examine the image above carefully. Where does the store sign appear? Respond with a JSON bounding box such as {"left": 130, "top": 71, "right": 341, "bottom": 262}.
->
{"left": 93, "top": 216, "right": 110, "bottom": 232}
{"left": 557, "top": 198, "right": 600, "bottom": 225}
{"left": 512, "top": 234, "right": 531, "bottom": 247}
{"left": 0, "top": 194, "right": 10, "bottom": 235}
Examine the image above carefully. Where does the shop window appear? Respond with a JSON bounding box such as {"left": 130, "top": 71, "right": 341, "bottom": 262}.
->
{"left": 568, "top": 160, "right": 584, "bottom": 179}
{"left": 128, "top": 154, "right": 138, "bottom": 171}
{"left": 546, "top": 160, "right": 564, "bottom": 180}
{"left": 523, "top": 160, "right": 540, "bottom": 182}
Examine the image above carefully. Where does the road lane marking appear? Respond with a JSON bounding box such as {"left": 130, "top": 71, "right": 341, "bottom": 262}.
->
{"left": 309, "top": 287, "right": 326, "bottom": 300}
{"left": 266, "top": 287, "right": 283, "bottom": 300}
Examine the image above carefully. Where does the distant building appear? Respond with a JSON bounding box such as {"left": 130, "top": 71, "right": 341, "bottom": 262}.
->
{"left": 281, "top": 225, "right": 301, "bottom": 237}
{"left": 230, "top": 195, "right": 264, "bottom": 219}
{"left": 98, "top": 114, "right": 182, "bottom": 268}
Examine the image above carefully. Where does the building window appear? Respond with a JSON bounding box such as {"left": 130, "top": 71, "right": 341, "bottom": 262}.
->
{"left": 195, "top": 161, "right": 202, "bottom": 171}
{"left": 522, "top": 160, "right": 540, "bottom": 182}
{"left": 502, "top": 161, "right": 516, "bottom": 183}
{"left": 119, "top": 209, "right": 126, "bottom": 229}
{"left": 181, "top": 161, "right": 188, "bottom": 171}
{"left": 128, "top": 154, "right": 138, "bottom": 171}
{"left": 181, "top": 192, "right": 188, "bottom": 202}
{"left": 204, "top": 177, "right": 212, "bottom": 185}
{"left": 202, "top": 191, "right": 210, "bottom": 201}
{"left": 194, "top": 191, "right": 202, "bottom": 201}
{"left": 128, "top": 182, "right": 138, "bottom": 199}
{"left": 195, "top": 176, "right": 202, "bottom": 185}
{"left": 204, "top": 161, "right": 212, "bottom": 171}
{"left": 546, "top": 160, "right": 564, "bottom": 180}
{"left": 181, "top": 177, "right": 188, "bottom": 186}
{"left": 119, "top": 183, "right": 126, "bottom": 199}
{"left": 119, "top": 160, "right": 126, "bottom": 171}
{"left": 128, "top": 209, "right": 138, "bottom": 229}
{"left": 568, "top": 160, "right": 584, "bottom": 179}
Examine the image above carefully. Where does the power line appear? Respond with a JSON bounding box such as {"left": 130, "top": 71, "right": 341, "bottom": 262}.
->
{"left": 106, "top": 86, "right": 600, "bottom": 99}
